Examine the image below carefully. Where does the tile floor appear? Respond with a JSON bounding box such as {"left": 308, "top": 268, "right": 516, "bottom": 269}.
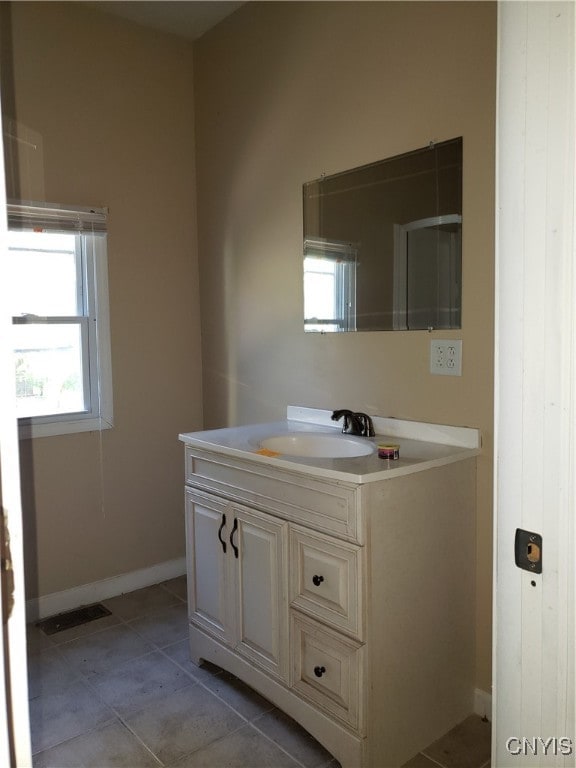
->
{"left": 27, "top": 577, "right": 491, "bottom": 768}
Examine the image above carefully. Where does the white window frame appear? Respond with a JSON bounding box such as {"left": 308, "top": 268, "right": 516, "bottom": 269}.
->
{"left": 8, "top": 202, "right": 113, "bottom": 439}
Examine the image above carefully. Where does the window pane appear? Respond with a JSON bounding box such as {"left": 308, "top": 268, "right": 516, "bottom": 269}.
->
{"left": 304, "top": 257, "right": 337, "bottom": 321}
{"left": 8, "top": 231, "right": 80, "bottom": 316}
{"left": 13, "top": 324, "right": 86, "bottom": 418}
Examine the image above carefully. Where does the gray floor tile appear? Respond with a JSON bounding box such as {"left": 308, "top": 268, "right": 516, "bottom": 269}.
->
{"left": 90, "top": 650, "right": 193, "bottom": 717}
{"left": 27, "top": 625, "right": 55, "bottom": 655}
{"left": 33, "top": 739, "right": 83, "bottom": 768}
{"left": 103, "top": 584, "right": 181, "bottom": 621}
{"left": 128, "top": 602, "right": 189, "bottom": 647}
{"left": 161, "top": 575, "right": 187, "bottom": 601}
{"left": 58, "top": 623, "right": 154, "bottom": 677}
{"left": 27, "top": 647, "right": 81, "bottom": 700}
{"left": 162, "top": 639, "right": 224, "bottom": 683}
{"left": 29, "top": 679, "right": 114, "bottom": 754}
{"left": 123, "top": 683, "right": 244, "bottom": 765}
{"left": 422, "top": 715, "right": 491, "bottom": 768}
{"left": 29, "top": 582, "right": 491, "bottom": 768}
{"left": 169, "top": 723, "right": 301, "bottom": 768}
{"left": 202, "top": 670, "right": 276, "bottom": 721}
{"left": 402, "top": 753, "right": 442, "bottom": 768}
{"left": 254, "top": 707, "right": 334, "bottom": 767}
{"left": 33, "top": 720, "right": 161, "bottom": 768}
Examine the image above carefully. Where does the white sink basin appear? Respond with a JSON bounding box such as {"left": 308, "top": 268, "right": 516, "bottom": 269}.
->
{"left": 260, "top": 433, "right": 374, "bottom": 458}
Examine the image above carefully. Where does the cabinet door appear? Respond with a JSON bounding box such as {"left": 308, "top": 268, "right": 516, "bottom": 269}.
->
{"left": 232, "top": 507, "right": 289, "bottom": 681}
{"left": 185, "top": 489, "right": 231, "bottom": 644}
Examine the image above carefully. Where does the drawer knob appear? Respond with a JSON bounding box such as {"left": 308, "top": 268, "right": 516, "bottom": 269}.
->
{"left": 313, "top": 665, "right": 326, "bottom": 678}
{"left": 312, "top": 574, "right": 324, "bottom": 586}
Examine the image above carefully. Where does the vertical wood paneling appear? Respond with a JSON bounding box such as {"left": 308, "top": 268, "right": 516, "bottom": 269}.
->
{"left": 495, "top": 2, "right": 575, "bottom": 765}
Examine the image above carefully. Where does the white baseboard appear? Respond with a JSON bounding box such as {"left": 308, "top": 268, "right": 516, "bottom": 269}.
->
{"left": 26, "top": 557, "right": 187, "bottom": 623}
{"left": 474, "top": 687, "right": 492, "bottom": 722}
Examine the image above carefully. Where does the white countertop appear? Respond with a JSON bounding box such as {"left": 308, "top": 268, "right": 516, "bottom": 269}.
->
{"left": 179, "top": 407, "right": 480, "bottom": 484}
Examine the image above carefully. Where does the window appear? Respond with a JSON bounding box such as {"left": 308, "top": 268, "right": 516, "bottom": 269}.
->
{"left": 303, "top": 238, "right": 357, "bottom": 332}
{"left": 7, "top": 202, "right": 113, "bottom": 438}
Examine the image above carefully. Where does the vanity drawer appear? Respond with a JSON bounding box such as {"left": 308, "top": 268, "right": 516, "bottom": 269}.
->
{"left": 185, "top": 447, "right": 363, "bottom": 543}
{"left": 291, "top": 612, "right": 364, "bottom": 733}
{"left": 290, "top": 526, "right": 363, "bottom": 639}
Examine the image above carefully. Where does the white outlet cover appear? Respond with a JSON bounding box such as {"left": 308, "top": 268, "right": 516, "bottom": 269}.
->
{"left": 430, "top": 340, "right": 462, "bottom": 376}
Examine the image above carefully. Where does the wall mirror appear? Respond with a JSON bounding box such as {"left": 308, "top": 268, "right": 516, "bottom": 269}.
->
{"left": 303, "top": 137, "right": 462, "bottom": 332}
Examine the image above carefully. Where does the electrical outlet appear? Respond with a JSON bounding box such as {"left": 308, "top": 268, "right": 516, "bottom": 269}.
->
{"left": 430, "top": 340, "right": 462, "bottom": 376}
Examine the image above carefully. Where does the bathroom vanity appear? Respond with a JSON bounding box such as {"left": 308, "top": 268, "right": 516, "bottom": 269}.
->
{"left": 179, "top": 407, "right": 479, "bottom": 767}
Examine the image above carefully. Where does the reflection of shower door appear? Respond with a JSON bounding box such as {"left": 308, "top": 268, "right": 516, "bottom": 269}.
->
{"left": 393, "top": 214, "right": 462, "bottom": 330}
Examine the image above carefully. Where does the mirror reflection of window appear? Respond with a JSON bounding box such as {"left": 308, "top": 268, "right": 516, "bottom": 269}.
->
{"left": 303, "top": 238, "right": 357, "bottom": 332}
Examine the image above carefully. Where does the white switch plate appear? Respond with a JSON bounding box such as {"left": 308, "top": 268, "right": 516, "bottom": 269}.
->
{"left": 430, "top": 340, "right": 462, "bottom": 376}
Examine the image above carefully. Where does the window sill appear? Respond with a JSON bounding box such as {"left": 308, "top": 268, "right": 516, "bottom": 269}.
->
{"left": 18, "top": 416, "right": 113, "bottom": 440}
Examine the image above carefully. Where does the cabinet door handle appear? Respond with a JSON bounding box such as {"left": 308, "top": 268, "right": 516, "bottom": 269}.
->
{"left": 230, "top": 517, "right": 239, "bottom": 558}
{"left": 313, "top": 665, "right": 326, "bottom": 678}
{"left": 217, "top": 514, "right": 227, "bottom": 554}
{"left": 312, "top": 574, "right": 324, "bottom": 586}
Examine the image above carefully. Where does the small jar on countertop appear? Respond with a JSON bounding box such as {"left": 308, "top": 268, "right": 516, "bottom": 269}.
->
{"left": 377, "top": 443, "right": 400, "bottom": 460}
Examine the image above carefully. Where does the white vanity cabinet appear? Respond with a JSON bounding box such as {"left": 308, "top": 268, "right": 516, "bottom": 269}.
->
{"left": 181, "top": 418, "right": 478, "bottom": 768}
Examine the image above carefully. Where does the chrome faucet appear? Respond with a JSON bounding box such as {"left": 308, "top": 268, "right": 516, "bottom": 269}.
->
{"left": 331, "top": 409, "right": 375, "bottom": 438}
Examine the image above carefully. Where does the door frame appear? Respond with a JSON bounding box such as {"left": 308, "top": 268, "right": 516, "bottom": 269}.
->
{"left": 0, "top": 85, "right": 32, "bottom": 765}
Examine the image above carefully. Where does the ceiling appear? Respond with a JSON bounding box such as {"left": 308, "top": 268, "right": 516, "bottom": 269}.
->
{"left": 86, "top": 1, "right": 246, "bottom": 41}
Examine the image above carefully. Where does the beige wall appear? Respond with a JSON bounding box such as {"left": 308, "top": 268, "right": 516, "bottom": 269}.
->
{"left": 194, "top": 1, "right": 496, "bottom": 693}
{"left": 3, "top": 3, "right": 203, "bottom": 598}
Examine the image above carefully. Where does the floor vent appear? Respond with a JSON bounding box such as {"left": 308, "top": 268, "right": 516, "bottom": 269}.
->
{"left": 37, "top": 603, "right": 112, "bottom": 635}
